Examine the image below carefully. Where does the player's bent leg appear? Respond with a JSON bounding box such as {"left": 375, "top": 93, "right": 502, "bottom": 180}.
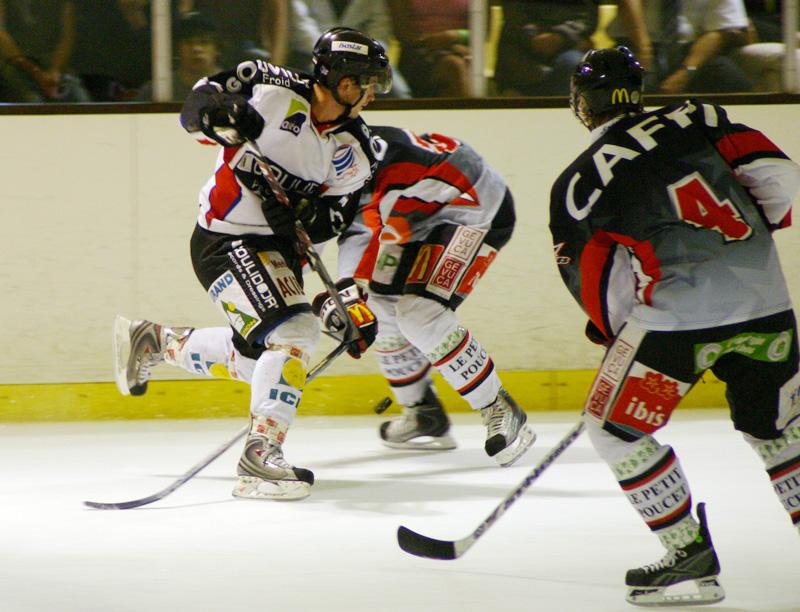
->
{"left": 166, "top": 326, "right": 258, "bottom": 383}
{"left": 234, "top": 312, "right": 320, "bottom": 501}
{"left": 744, "top": 424, "right": 800, "bottom": 534}
{"left": 585, "top": 419, "right": 725, "bottom": 606}
{"left": 396, "top": 295, "right": 535, "bottom": 466}
{"left": 113, "top": 315, "right": 193, "bottom": 396}
{"left": 370, "top": 296, "right": 456, "bottom": 450}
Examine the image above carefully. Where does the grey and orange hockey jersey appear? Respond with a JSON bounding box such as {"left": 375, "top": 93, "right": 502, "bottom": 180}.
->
{"left": 338, "top": 125, "right": 510, "bottom": 282}
{"left": 549, "top": 100, "right": 800, "bottom": 343}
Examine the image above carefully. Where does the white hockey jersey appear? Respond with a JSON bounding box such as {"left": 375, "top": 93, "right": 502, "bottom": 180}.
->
{"left": 182, "top": 60, "right": 379, "bottom": 238}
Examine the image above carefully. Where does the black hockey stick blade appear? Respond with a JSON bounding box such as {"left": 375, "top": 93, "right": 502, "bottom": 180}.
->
{"left": 396, "top": 420, "right": 585, "bottom": 560}
{"left": 397, "top": 526, "right": 461, "bottom": 560}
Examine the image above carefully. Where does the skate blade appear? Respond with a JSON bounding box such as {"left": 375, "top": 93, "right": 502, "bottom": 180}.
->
{"left": 494, "top": 425, "right": 536, "bottom": 467}
{"left": 112, "top": 315, "right": 132, "bottom": 396}
{"left": 382, "top": 433, "right": 457, "bottom": 451}
{"left": 626, "top": 577, "right": 725, "bottom": 607}
{"left": 232, "top": 476, "right": 311, "bottom": 501}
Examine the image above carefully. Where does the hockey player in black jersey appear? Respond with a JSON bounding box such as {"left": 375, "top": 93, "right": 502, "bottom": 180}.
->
{"left": 111, "top": 28, "right": 392, "bottom": 501}
{"left": 550, "top": 46, "right": 800, "bottom": 606}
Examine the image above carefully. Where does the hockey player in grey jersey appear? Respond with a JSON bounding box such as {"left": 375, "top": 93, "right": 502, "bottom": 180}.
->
{"left": 334, "top": 125, "right": 536, "bottom": 466}
{"left": 112, "top": 27, "right": 391, "bottom": 501}
{"left": 550, "top": 46, "right": 800, "bottom": 606}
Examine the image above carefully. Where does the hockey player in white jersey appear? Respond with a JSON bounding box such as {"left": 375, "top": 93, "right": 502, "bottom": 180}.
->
{"left": 550, "top": 47, "right": 800, "bottom": 606}
{"left": 332, "top": 125, "right": 536, "bottom": 466}
{"left": 112, "top": 27, "right": 391, "bottom": 501}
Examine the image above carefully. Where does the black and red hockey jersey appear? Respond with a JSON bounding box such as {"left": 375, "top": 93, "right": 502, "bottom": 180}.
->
{"left": 550, "top": 100, "right": 800, "bottom": 341}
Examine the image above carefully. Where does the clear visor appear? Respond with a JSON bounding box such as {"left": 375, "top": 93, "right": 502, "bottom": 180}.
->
{"left": 356, "top": 65, "right": 392, "bottom": 94}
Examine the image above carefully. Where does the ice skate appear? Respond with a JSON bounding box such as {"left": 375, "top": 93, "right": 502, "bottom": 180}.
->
{"left": 626, "top": 503, "right": 725, "bottom": 607}
{"left": 481, "top": 389, "right": 536, "bottom": 466}
{"left": 113, "top": 315, "right": 192, "bottom": 396}
{"left": 379, "top": 385, "right": 457, "bottom": 450}
{"left": 233, "top": 433, "right": 314, "bottom": 501}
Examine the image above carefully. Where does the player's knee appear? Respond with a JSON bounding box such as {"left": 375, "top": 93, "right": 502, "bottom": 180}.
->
{"left": 395, "top": 295, "right": 456, "bottom": 352}
{"left": 267, "top": 311, "right": 320, "bottom": 363}
{"left": 585, "top": 418, "right": 668, "bottom": 477}
{"left": 744, "top": 424, "right": 800, "bottom": 469}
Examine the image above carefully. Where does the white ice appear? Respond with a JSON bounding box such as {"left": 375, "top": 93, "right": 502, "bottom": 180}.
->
{"left": 1, "top": 409, "right": 798, "bottom": 612}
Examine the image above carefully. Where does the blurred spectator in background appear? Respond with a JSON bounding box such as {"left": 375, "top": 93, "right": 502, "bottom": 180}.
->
{"left": 612, "top": 0, "right": 753, "bottom": 94}
{"left": 73, "top": 0, "right": 158, "bottom": 101}
{"left": 733, "top": 0, "right": 800, "bottom": 90}
{"left": 0, "top": 0, "right": 89, "bottom": 102}
{"left": 178, "top": 0, "right": 289, "bottom": 65}
{"left": 287, "top": 0, "right": 411, "bottom": 97}
{"left": 386, "top": 0, "right": 470, "bottom": 97}
{"left": 493, "top": 0, "right": 597, "bottom": 97}
{"left": 136, "top": 11, "right": 221, "bottom": 101}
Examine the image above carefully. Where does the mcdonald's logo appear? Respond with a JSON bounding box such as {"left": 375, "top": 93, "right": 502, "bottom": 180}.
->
{"left": 611, "top": 88, "right": 630, "bottom": 104}
{"left": 348, "top": 302, "right": 376, "bottom": 326}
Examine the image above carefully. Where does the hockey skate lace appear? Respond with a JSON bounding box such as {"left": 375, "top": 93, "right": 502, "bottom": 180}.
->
{"left": 640, "top": 549, "right": 688, "bottom": 574}
{"left": 483, "top": 403, "right": 508, "bottom": 436}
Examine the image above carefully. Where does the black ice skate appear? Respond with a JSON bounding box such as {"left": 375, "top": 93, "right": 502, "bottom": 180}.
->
{"left": 626, "top": 503, "right": 726, "bottom": 607}
{"left": 481, "top": 389, "right": 536, "bottom": 466}
{"left": 379, "top": 385, "right": 457, "bottom": 450}
{"left": 234, "top": 433, "right": 314, "bottom": 501}
{"left": 112, "top": 315, "right": 192, "bottom": 396}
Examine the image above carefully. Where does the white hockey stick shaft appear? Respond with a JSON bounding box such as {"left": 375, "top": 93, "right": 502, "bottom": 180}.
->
{"left": 397, "top": 419, "right": 586, "bottom": 559}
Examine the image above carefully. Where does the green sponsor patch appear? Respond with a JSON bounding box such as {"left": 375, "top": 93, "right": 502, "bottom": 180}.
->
{"left": 694, "top": 330, "right": 793, "bottom": 373}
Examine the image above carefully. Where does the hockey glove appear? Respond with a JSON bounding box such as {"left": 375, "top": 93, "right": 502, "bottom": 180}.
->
{"left": 199, "top": 93, "right": 264, "bottom": 146}
{"left": 261, "top": 195, "right": 297, "bottom": 237}
{"left": 585, "top": 319, "right": 612, "bottom": 347}
{"left": 312, "top": 278, "right": 377, "bottom": 359}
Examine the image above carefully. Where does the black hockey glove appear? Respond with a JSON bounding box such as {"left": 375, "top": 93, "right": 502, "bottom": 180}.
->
{"left": 585, "top": 319, "right": 613, "bottom": 347}
{"left": 261, "top": 195, "right": 297, "bottom": 237}
{"left": 199, "top": 93, "right": 264, "bottom": 146}
{"left": 312, "top": 278, "right": 377, "bottom": 359}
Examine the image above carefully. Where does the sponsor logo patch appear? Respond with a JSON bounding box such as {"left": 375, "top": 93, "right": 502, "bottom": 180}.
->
{"left": 331, "top": 40, "right": 368, "bottom": 55}
{"left": 608, "top": 366, "right": 689, "bottom": 434}
{"left": 332, "top": 144, "right": 357, "bottom": 178}
{"left": 280, "top": 98, "right": 308, "bottom": 136}
{"left": 425, "top": 227, "right": 486, "bottom": 300}
{"left": 694, "top": 330, "right": 793, "bottom": 372}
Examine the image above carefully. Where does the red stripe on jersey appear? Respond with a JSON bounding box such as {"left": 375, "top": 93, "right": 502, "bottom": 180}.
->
{"left": 608, "top": 233, "right": 662, "bottom": 306}
{"left": 715, "top": 130, "right": 782, "bottom": 165}
{"left": 579, "top": 231, "right": 616, "bottom": 339}
{"left": 354, "top": 196, "right": 384, "bottom": 283}
{"left": 580, "top": 231, "right": 662, "bottom": 337}
{"left": 393, "top": 197, "right": 445, "bottom": 217}
{"left": 374, "top": 161, "right": 478, "bottom": 210}
{"left": 206, "top": 147, "right": 242, "bottom": 226}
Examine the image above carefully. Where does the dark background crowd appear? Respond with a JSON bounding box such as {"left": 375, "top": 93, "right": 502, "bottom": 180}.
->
{"left": 0, "top": 0, "right": 796, "bottom": 103}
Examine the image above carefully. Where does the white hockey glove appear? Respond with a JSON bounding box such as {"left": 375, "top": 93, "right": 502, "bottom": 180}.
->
{"left": 312, "top": 278, "right": 377, "bottom": 359}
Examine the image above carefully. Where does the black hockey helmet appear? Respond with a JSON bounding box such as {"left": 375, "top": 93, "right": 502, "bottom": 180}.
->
{"left": 312, "top": 27, "right": 392, "bottom": 97}
{"left": 570, "top": 46, "right": 644, "bottom": 129}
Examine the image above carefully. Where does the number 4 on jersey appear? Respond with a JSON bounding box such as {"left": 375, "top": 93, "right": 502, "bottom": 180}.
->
{"left": 670, "top": 172, "right": 753, "bottom": 241}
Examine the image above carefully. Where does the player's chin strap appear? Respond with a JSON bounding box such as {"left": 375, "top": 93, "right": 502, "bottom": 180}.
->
{"left": 327, "top": 80, "right": 369, "bottom": 125}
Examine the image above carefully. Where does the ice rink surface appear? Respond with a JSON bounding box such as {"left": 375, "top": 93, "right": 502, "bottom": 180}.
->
{"left": 2, "top": 409, "right": 798, "bottom": 612}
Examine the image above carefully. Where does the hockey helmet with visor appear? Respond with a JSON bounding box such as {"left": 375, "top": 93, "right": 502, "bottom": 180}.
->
{"left": 570, "top": 46, "right": 644, "bottom": 129}
{"left": 313, "top": 27, "right": 392, "bottom": 99}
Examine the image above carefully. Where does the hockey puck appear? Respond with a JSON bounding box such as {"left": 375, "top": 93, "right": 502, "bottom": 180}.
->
{"left": 374, "top": 397, "right": 392, "bottom": 414}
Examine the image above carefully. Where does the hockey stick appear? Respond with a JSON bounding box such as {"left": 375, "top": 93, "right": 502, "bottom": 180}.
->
{"left": 83, "top": 341, "right": 350, "bottom": 510}
{"left": 397, "top": 419, "right": 585, "bottom": 560}
{"left": 85, "top": 143, "right": 360, "bottom": 510}
{"left": 246, "top": 141, "right": 361, "bottom": 349}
